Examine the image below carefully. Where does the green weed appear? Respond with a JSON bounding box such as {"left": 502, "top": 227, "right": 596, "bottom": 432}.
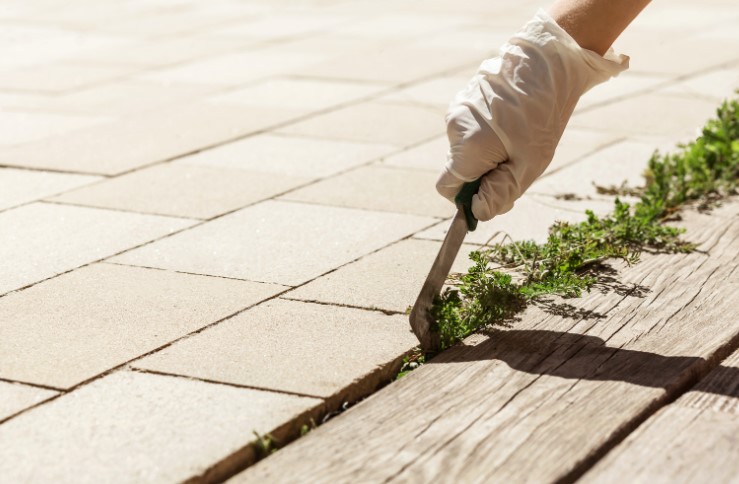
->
{"left": 428, "top": 96, "right": 739, "bottom": 353}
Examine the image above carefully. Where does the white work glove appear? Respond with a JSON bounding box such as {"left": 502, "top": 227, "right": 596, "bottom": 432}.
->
{"left": 437, "top": 9, "right": 629, "bottom": 221}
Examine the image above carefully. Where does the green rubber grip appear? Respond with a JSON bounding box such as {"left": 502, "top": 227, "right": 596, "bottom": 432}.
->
{"left": 454, "top": 179, "right": 481, "bottom": 232}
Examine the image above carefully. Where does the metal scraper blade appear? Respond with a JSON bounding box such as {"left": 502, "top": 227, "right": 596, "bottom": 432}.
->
{"left": 409, "top": 209, "right": 469, "bottom": 351}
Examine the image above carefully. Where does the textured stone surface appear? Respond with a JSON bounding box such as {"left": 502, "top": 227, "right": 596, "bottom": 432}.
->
{"left": 530, "top": 140, "right": 657, "bottom": 199}
{"left": 135, "top": 299, "right": 417, "bottom": 397}
{"left": 176, "top": 133, "right": 395, "bottom": 178}
{"left": 415, "top": 195, "right": 600, "bottom": 245}
{"left": 277, "top": 101, "right": 444, "bottom": 147}
{"left": 209, "top": 78, "right": 384, "bottom": 111}
{"left": 0, "top": 62, "right": 133, "bottom": 92}
{"left": 287, "top": 239, "right": 479, "bottom": 313}
{"left": 280, "top": 165, "right": 454, "bottom": 218}
{"left": 570, "top": 93, "right": 718, "bottom": 139}
{"left": 0, "top": 103, "right": 300, "bottom": 175}
{"left": 111, "top": 200, "right": 435, "bottom": 286}
{"left": 379, "top": 136, "right": 448, "bottom": 171}
{"left": 138, "top": 49, "right": 327, "bottom": 86}
{"left": 544, "top": 128, "right": 621, "bottom": 174}
{"left": 0, "top": 382, "right": 57, "bottom": 422}
{"left": 50, "top": 163, "right": 307, "bottom": 219}
{"left": 0, "top": 168, "right": 99, "bottom": 211}
{"left": 0, "top": 110, "right": 106, "bottom": 146}
{"left": 0, "top": 203, "right": 193, "bottom": 295}
{"left": 0, "top": 371, "right": 319, "bottom": 483}
{"left": 0, "top": 263, "right": 284, "bottom": 388}
{"left": 298, "top": 45, "right": 480, "bottom": 83}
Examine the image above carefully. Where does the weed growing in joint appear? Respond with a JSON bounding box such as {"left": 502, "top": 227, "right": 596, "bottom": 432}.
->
{"left": 428, "top": 96, "right": 739, "bottom": 353}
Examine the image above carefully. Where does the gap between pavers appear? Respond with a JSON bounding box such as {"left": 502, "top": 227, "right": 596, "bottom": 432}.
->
{"left": 0, "top": 381, "right": 58, "bottom": 423}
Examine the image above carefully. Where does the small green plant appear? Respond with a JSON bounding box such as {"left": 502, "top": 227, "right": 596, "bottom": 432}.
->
{"left": 427, "top": 96, "right": 739, "bottom": 353}
{"left": 252, "top": 431, "right": 278, "bottom": 458}
{"left": 299, "top": 418, "right": 317, "bottom": 437}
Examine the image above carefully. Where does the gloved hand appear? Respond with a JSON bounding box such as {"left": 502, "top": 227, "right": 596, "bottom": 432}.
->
{"left": 436, "top": 9, "right": 629, "bottom": 221}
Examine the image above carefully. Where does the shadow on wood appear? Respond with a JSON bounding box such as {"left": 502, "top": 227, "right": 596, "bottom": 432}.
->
{"left": 434, "top": 329, "right": 739, "bottom": 397}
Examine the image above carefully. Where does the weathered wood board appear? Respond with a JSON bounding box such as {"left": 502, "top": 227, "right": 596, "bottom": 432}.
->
{"left": 232, "top": 201, "right": 739, "bottom": 484}
{"left": 581, "top": 348, "right": 739, "bottom": 484}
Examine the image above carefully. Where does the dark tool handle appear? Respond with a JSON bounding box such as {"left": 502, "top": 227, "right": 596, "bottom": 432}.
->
{"left": 454, "top": 179, "right": 481, "bottom": 232}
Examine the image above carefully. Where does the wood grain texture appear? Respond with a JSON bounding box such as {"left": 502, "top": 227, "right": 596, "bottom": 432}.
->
{"left": 232, "top": 201, "right": 739, "bottom": 484}
{"left": 582, "top": 349, "right": 739, "bottom": 484}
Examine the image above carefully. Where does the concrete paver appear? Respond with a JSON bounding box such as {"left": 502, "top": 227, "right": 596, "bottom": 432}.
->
{"left": 415, "top": 195, "right": 611, "bottom": 245}
{"left": 0, "top": 103, "right": 301, "bottom": 175}
{"left": 0, "top": 263, "right": 284, "bottom": 389}
{"left": 176, "top": 133, "right": 395, "bottom": 179}
{"left": 0, "top": 110, "right": 107, "bottom": 146}
{"left": 49, "top": 163, "right": 307, "bottom": 219}
{"left": 111, "top": 200, "right": 435, "bottom": 286}
{"left": 530, "top": 140, "right": 658, "bottom": 199}
{"left": 570, "top": 93, "right": 719, "bottom": 140}
{"left": 286, "top": 239, "right": 479, "bottom": 313}
{"left": 0, "top": 203, "right": 193, "bottom": 295}
{"left": 298, "top": 44, "right": 481, "bottom": 84}
{"left": 0, "top": 168, "right": 99, "bottom": 211}
{"left": 280, "top": 165, "right": 454, "bottom": 218}
{"left": 209, "top": 78, "right": 385, "bottom": 111}
{"left": 0, "top": 62, "right": 134, "bottom": 93}
{"left": 379, "top": 136, "right": 448, "bottom": 171}
{"left": 277, "top": 101, "right": 444, "bottom": 147}
{"left": 134, "top": 299, "right": 417, "bottom": 398}
{"left": 0, "top": 382, "right": 57, "bottom": 422}
{"left": 0, "top": 371, "right": 320, "bottom": 483}
{"left": 137, "top": 49, "right": 328, "bottom": 86}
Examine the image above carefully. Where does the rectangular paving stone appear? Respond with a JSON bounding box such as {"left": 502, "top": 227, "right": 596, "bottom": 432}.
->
{"left": 138, "top": 49, "right": 327, "bottom": 86}
{"left": 208, "top": 78, "right": 384, "bottom": 112}
{"left": 176, "top": 133, "right": 396, "bottom": 179}
{"left": 544, "top": 128, "right": 620, "bottom": 174}
{"left": 659, "top": 66, "right": 739, "bottom": 103}
{"left": 0, "top": 110, "right": 107, "bottom": 146}
{"left": 569, "top": 93, "right": 719, "bottom": 139}
{"left": 277, "top": 101, "right": 444, "bottom": 147}
{"left": 379, "top": 136, "right": 448, "bottom": 171}
{"left": 40, "top": 80, "right": 219, "bottom": 116}
{"left": 613, "top": 31, "right": 739, "bottom": 75}
{"left": 415, "top": 195, "right": 604, "bottom": 245}
{"left": 0, "top": 371, "right": 319, "bottom": 483}
{"left": 280, "top": 165, "right": 454, "bottom": 218}
{"left": 0, "top": 263, "right": 284, "bottom": 389}
{"left": 49, "top": 163, "right": 307, "bottom": 219}
{"left": 298, "top": 45, "right": 481, "bottom": 84}
{"left": 286, "top": 239, "right": 479, "bottom": 313}
{"left": 212, "top": 12, "right": 353, "bottom": 41}
{"left": 530, "top": 140, "right": 657, "bottom": 199}
{"left": 111, "top": 200, "right": 436, "bottom": 286}
{"left": 378, "top": 75, "right": 470, "bottom": 110}
{"left": 0, "top": 62, "right": 133, "bottom": 93}
{"left": 0, "top": 103, "right": 300, "bottom": 175}
{"left": 574, "top": 72, "right": 668, "bottom": 111}
{"left": 0, "top": 168, "right": 99, "bottom": 211}
{"left": 0, "top": 382, "right": 57, "bottom": 422}
{"left": 0, "top": 203, "right": 194, "bottom": 295}
{"left": 134, "top": 299, "right": 418, "bottom": 398}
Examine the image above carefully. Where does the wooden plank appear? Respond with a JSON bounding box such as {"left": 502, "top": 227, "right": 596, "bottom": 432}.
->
{"left": 232, "top": 201, "right": 739, "bottom": 484}
{"left": 581, "top": 348, "right": 739, "bottom": 484}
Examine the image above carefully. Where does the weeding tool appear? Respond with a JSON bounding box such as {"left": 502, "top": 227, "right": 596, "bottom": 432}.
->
{"left": 410, "top": 180, "right": 480, "bottom": 351}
